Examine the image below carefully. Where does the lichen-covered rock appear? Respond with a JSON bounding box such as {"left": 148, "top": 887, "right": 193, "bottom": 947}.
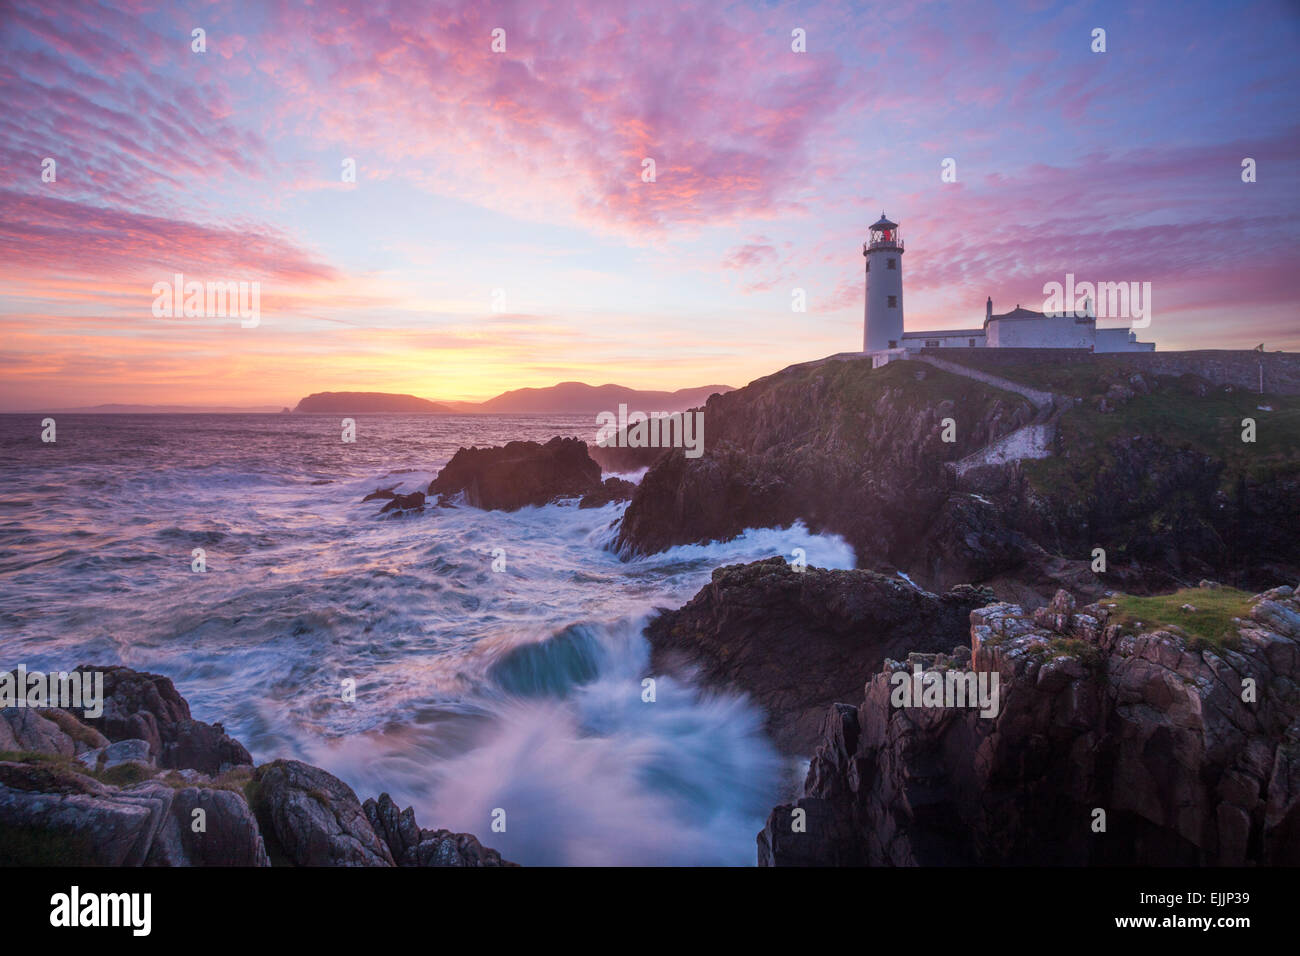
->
{"left": 0, "top": 708, "right": 102, "bottom": 758}
{"left": 0, "top": 762, "right": 171, "bottom": 866}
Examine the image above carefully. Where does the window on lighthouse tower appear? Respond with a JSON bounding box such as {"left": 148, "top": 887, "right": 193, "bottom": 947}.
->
{"left": 887, "top": 295, "right": 897, "bottom": 307}
{"left": 887, "top": 258, "right": 896, "bottom": 269}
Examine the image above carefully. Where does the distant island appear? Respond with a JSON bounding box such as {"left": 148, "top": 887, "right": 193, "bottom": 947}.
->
{"left": 293, "top": 381, "right": 734, "bottom": 415}
{"left": 293, "top": 391, "right": 456, "bottom": 414}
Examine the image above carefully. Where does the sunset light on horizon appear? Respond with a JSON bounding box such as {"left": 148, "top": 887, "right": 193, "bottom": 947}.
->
{"left": 3, "top": 0, "right": 1298, "bottom": 410}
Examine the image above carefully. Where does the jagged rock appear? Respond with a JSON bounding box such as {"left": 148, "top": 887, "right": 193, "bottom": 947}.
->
{"left": 379, "top": 491, "right": 426, "bottom": 514}
{"left": 362, "top": 793, "right": 516, "bottom": 867}
{"left": 362, "top": 486, "right": 398, "bottom": 502}
{"left": 252, "top": 760, "right": 393, "bottom": 866}
{"left": 166, "top": 719, "right": 252, "bottom": 775}
{"left": 77, "top": 666, "right": 252, "bottom": 775}
{"left": 428, "top": 437, "right": 601, "bottom": 510}
{"left": 578, "top": 476, "right": 636, "bottom": 509}
{"left": 646, "top": 557, "right": 994, "bottom": 754}
{"left": 759, "top": 586, "right": 1300, "bottom": 866}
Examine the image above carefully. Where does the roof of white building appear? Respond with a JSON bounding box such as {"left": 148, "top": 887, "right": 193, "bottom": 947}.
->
{"left": 984, "top": 305, "right": 1092, "bottom": 327}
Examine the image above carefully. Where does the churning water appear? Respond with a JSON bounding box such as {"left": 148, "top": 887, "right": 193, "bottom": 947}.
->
{"left": 0, "top": 413, "right": 854, "bottom": 864}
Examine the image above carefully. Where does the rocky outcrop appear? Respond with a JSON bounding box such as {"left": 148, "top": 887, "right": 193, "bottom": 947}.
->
{"left": 0, "top": 668, "right": 514, "bottom": 867}
{"left": 0, "top": 762, "right": 176, "bottom": 866}
{"left": 77, "top": 666, "right": 252, "bottom": 775}
{"left": 646, "top": 557, "right": 994, "bottom": 754}
{"left": 428, "top": 436, "right": 602, "bottom": 510}
{"left": 579, "top": 476, "right": 636, "bottom": 509}
{"left": 379, "top": 490, "right": 426, "bottom": 514}
{"left": 758, "top": 584, "right": 1300, "bottom": 866}
{"left": 250, "top": 760, "right": 393, "bottom": 867}
{"left": 616, "top": 359, "right": 1039, "bottom": 591}
{"left": 363, "top": 792, "right": 516, "bottom": 867}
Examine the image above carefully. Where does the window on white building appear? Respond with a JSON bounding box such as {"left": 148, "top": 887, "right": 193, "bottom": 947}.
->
{"left": 925, "top": 339, "right": 940, "bottom": 347}
{"left": 969, "top": 339, "right": 976, "bottom": 347}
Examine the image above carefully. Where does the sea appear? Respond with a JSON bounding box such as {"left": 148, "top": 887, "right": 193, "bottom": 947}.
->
{"left": 0, "top": 413, "right": 855, "bottom": 865}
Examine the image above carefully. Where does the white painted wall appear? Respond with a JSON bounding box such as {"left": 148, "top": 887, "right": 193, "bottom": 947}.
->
{"left": 987, "top": 314, "right": 1093, "bottom": 349}
{"left": 1095, "top": 328, "right": 1156, "bottom": 352}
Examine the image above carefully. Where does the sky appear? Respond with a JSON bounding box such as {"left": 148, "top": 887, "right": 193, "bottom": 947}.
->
{"left": 2, "top": 0, "right": 1298, "bottom": 409}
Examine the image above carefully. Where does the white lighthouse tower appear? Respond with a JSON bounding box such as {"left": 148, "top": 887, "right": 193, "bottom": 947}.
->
{"left": 863, "top": 213, "right": 904, "bottom": 354}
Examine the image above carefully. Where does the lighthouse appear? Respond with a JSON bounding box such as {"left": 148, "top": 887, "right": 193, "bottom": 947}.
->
{"left": 863, "top": 214, "right": 904, "bottom": 353}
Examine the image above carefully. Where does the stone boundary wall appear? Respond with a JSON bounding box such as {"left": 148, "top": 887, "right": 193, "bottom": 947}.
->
{"left": 918, "top": 348, "right": 1300, "bottom": 395}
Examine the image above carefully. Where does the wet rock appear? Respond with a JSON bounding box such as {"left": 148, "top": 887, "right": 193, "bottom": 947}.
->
{"left": 379, "top": 490, "right": 426, "bottom": 514}
{"left": 578, "top": 476, "right": 636, "bottom": 509}
{"left": 428, "top": 436, "right": 601, "bottom": 510}
{"left": 646, "top": 557, "right": 994, "bottom": 754}
{"left": 362, "top": 792, "right": 516, "bottom": 867}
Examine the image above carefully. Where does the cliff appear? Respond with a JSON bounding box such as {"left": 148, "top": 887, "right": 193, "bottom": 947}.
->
{"left": 616, "top": 357, "right": 1041, "bottom": 588}
{"left": 758, "top": 583, "right": 1300, "bottom": 866}
{"left": 616, "top": 353, "right": 1300, "bottom": 597}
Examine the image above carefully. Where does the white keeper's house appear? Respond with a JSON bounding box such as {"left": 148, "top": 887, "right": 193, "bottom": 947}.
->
{"left": 862, "top": 213, "right": 1155, "bottom": 368}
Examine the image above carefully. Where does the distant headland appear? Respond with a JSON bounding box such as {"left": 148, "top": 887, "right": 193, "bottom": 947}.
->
{"left": 292, "top": 382, "right": 733, "bottom": 415}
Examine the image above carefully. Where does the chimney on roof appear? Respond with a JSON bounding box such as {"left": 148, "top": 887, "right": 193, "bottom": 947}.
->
{"left": 986, "top": 296, "right": 992, "bottom": 321}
